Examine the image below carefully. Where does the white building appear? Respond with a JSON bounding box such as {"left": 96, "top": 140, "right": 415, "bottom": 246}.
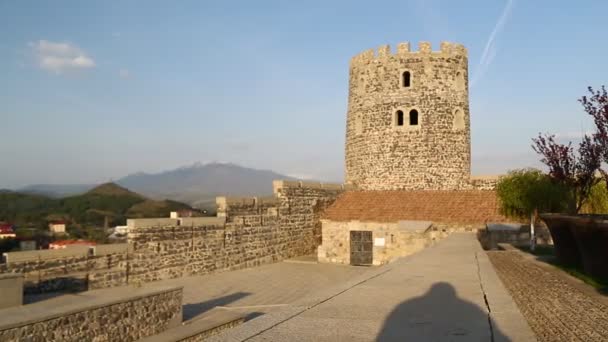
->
{"left": 48, "top": 221, "right": 66, "bottom": 234}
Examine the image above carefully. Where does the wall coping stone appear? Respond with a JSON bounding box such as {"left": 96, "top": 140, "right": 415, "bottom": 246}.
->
{"left": 0, "top": 273, "right": 23, "bottom": 280}
{"left": 179, "top": 217, "right": 226, "bottom": 227}
{"left": 487, "top": 223, "right": 525, "bottom": 232}
{"left": 93, "top": 243, "right": 131, "bottom": 256}
{"left": 127, "top": 218, "right": 180, "bottom": 228}
{"left": 0, "top": 285, "right": 183, "bottom": 331}
{"left": 3, "top": 245, "right": 90, "bottom": 264}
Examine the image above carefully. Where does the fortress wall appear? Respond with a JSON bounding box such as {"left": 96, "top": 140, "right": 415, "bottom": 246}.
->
{"left": 0, "top": 285, "right": 182, "bottom": 342}
{"left": 1, "top": 245, "right": 129, "bottom": 294}
{"left": 469, "top": 176, "right": 499, "bottom": 190}
{"left": 273, "top": 180, "right": 348, "bottom": 247}
{"left": 0, "top": 180, "right": 345, "bottom": 294}
{"left": 127, "top": 180, "right": 346, "bottom": 283}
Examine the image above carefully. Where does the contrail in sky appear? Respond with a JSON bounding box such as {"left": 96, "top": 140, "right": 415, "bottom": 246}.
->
{"left": 471, "top": 0, "right": 514, "bottom": 87}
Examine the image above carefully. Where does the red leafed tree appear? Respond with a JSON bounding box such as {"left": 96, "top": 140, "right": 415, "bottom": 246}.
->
{"left": 580, "top": 86, "right": 608, "bottom": 180}
{"left": 532, "top": 87, "right": 606, "bottom": 213}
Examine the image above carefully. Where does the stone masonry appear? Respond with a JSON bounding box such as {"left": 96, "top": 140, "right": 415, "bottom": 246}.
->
{"left": 0, "top": 286, "right": 182, "bottom": 342}
{"left": 0, "top": 181, "right": 346, "bottom": 294}
{"left": 128, "top": 181, "right": 346, "bottom": 284}
{"left": 345, "top": 41, "right": 473, "bottom": 190}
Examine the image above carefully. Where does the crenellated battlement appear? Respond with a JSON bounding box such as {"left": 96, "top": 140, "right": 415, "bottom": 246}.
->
{"left": 350, "top": 41, "right": 467, "bottom": 66}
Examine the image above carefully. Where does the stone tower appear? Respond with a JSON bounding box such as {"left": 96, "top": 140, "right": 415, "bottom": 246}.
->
{"left": 345, "top": 41, "right": 471, "bottom": 190}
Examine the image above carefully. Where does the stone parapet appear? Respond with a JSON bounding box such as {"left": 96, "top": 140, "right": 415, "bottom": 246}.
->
{"left": 350, "top": 41, "right": 468, "bottom": 67}
{"left": 0, "top": 285, "right": 183, "bottom": 341}
{"left": 0, "top": 273, "right": 23, "bottom": 309}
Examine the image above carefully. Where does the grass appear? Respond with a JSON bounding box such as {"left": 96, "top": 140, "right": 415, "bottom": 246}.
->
{"left": 517, "top": 245, "right": 608, "bottom": 291}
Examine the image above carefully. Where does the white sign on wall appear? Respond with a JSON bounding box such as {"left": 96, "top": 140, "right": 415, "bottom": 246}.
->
{"left": 374, "top": 237, "right": 385, "bottom": 247}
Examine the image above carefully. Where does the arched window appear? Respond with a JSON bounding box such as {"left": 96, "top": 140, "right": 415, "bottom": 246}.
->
{"left": 409, "top": 109, "right": 419, "bottom": 126}
{"left": 402, "top": 71, "right": 411, "bottom": 88}
{"left": 453, "top": 108, "right": 465, "bottom": 129}
{"left": 396, "top": 110, "right": 404, "bottom": 126}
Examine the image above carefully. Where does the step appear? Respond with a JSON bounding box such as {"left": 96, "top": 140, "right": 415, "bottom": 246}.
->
{"left": 138, "top": 308, "right": 244, "bottom": 342}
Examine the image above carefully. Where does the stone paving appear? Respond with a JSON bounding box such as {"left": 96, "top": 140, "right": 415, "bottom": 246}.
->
{"left": 488, "top": 250, "right": 608, "bottom": 342}
{"left": 208, "top": 233, "right": 535, "bottom": 341}
{"left": 155, "top": 259, "right": 372, "bottom": 321}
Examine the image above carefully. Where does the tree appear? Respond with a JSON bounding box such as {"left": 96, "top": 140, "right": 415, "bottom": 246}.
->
{"left": 496, "top": 168, "right": 571, "bottom": 219}
{"left": 531, "top": 134, "right": 601, "bottom": 213}
{"left": 532, "top": 86, "right": 606, "bottom": 214}
{"left": 580, "top": 86, "right": 608, "bottom": 187}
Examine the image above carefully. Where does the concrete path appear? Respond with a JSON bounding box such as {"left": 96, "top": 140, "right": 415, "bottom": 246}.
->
{"left": 207, "top": 233, "right": 536, "bottom": 341}
{"left": 154, "top": 258, "right": 371, "bottom": 321}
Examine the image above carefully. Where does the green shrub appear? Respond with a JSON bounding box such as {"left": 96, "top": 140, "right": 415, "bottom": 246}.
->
{"left": 496, "top": 168, "right": 572, "bottom": 219}
{"left": 581, "top": 180, "right": 608, "bottom": 214}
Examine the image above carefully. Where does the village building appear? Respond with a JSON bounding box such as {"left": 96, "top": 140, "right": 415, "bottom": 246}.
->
{"left": 48, "top": 221, "right": 67, "bottom": 235}
{"left": 0, "top": 224, "right": 16, "bottom": 239}
{"left": 49, "top": 240, "right": 96, "bottom": 250}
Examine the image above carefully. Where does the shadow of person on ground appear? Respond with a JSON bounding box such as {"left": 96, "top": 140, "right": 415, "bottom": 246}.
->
{"left": 182, "top": 291, "right": 251, "bottom": 321}
{"left": 376, "top": 282, "right": 510, "bottom": 342}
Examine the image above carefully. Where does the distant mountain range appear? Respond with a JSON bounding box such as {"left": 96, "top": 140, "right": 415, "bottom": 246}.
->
{"left": 18, "top": 162, "right": 298, "bottom": 209}
{"left": 1, "top": 183, "right": 192, "bottom": 230}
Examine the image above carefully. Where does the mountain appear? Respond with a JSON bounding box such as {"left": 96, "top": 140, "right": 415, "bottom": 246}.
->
{"left": 18, "top": 162, "right": 298, "bottom": 209}
{"left": 0, "top": 183, "right": 193, "bottom": 229}
{"left": 85, "top": 183, "right": 143, "bottom": 198}
{"left": 115, "top": 162, "right": 297, "bottom": 208}
{"left": 19, "top": 183, "right": 95, "bottom": 198}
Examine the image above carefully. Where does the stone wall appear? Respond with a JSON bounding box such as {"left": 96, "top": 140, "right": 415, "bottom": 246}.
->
{"left": 128, "top": 180, "right": 345, "bottom": 283}
{"left": 318, "top": 220, "right": 452, "bottom": 265}
{"left": 0, "top": 180, "right": 344, "bottom": 293}
{"left": 477, "top": 224, "right": 553, "bottom": 250}
{"left": 0, "top": 244, "right": 129, "bottom": 294}
{"left": 0, "top": 285, "right": 182, "bottom": 342}
{"left": 345, "top": 41, "right": 471, "bottom": 191}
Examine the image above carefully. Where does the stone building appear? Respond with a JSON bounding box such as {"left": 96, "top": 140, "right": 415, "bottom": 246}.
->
{"left": 346, "top": 41, "right": 471, "bottom": 191}
{"left": 319, "top": 41, "right": 504, "bottom": 266}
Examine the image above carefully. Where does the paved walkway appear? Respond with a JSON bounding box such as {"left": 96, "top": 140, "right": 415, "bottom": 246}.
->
{"left": 489, "top": 250, "right": 608, "bottom": 342}
{"left": 208, "top": 233, "right": 536, "bottom": 341}
{"left": 155, "top": 258, "right": 371, "bottom": 321}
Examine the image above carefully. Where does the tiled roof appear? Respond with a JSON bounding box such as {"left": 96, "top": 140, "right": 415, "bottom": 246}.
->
{"left": 0, "top": 224, "right": 14, "bottom": 234}
{"left": 322, "top": 190, "right": 506, "bottom": 224}
{"left": 50, "top": 240, "right": 96, "bottom": 246}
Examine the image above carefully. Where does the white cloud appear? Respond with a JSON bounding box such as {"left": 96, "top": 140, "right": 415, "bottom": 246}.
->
{"left": 118, "top": 68, "right": 130, "bottom": 79}
{"left": 471, "top": 0, "right": 514, "bottom": 87}
{"left": 29, "top": 40, "right": 96, "bottom": 74}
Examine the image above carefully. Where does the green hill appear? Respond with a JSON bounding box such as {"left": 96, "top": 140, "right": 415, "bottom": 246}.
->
{"left": 0, "top": 191, "right": 58, "bottom": 228}
{"left": 0, "top": 183, "right": 194, "bottom": 229}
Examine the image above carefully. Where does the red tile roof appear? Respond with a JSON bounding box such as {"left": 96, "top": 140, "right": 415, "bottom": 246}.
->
{"left": 322, "top": 190, "right": 507, "bottom": 224}
{"left": 49, "top": 221, "right": 67, "bottom": 225}
{"left": 50, "top": 240, "right": 96, "bottom": 247}
{"left": 0, "top": 224, "right": 14, "bottom": 234}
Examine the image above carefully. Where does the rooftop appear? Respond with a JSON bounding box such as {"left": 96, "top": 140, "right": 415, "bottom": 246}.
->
{"left": 322, "top": 190, "right": 506, "bottom": 224}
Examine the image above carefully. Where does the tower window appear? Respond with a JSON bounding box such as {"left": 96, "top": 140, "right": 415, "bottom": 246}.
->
{"left": 409, "top": 110, "right": 419, "bottom": 126}
{"left": 396, "top": 110, "right": 404, "bottom": 126}
{"left": 402, "top": 71, "right": 411, "bottom": 88}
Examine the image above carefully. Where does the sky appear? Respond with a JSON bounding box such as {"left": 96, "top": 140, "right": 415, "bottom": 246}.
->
{"left": 1, "top": 0, "right": 608, "bottom": 189}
